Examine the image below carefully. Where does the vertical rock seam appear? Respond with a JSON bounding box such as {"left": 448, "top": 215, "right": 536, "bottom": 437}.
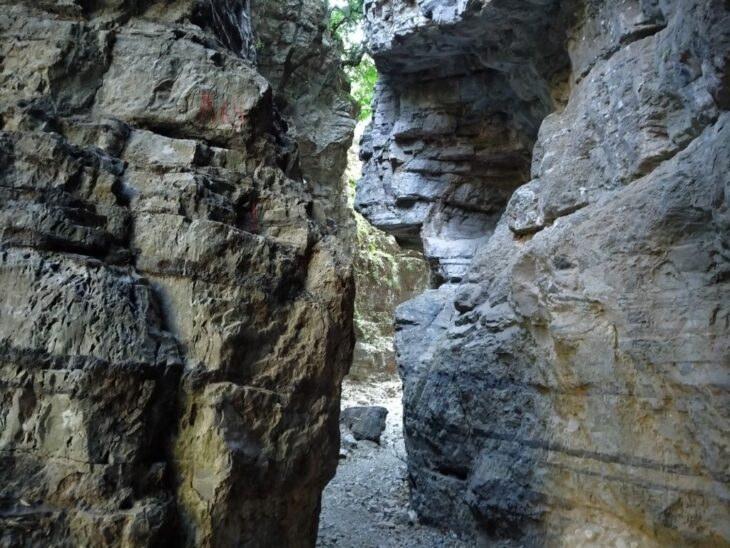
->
{"left": 0, "top": 1, "right": 355, "bottom": 546}
{"left": 357, "top": 0, "right": 730, "bottom": 546}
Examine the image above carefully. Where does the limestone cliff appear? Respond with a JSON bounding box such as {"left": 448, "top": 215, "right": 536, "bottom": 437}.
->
{"left": 251, "top": 0, "right": 358, "bottom": 230}
{"left": 345, "top": 123, "right": 430, "bottom": 382}
{"left": 0, "top": 1, "right": 354, "bottom": 546}
{"left": 357, "top": 0, "right": 730, "bottom": 545}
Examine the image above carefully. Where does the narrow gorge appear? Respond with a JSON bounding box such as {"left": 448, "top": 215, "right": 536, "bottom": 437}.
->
{"left": 0, "top": 0, "right": 728, "bottom": 547}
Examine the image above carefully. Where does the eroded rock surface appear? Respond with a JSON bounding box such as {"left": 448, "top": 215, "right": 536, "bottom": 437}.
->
{"left": 0, "top": 1, "right": 354, "bottom": 546}
{"left": 350, "top": 215, "right": 430, "bottom": 381}
{"left": 252, "top": 0, "right": 358, "bottom": 229}
{"left": 356, "top": 0, "right": 572, "bottom": 283}
{"left": 347, "top": 122, "right": 431, "bottom": 382}
{"left": 358, "top": 0, "right": 730, "bottom": 545}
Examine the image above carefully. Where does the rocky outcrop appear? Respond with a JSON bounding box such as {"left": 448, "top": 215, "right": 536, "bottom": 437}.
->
{"left": 251, "top": 0, "right": 358, "bottom": 229}
{"left": 346, "top": 122, "right": 430, "bottom": 382}
{"left": 350, "top": 209, "right": 430, "bottom": 382}
{"left": 356, "top": 0, "right": 572, "bottom": 283}
{"left": 358, "top": 0, "right": 730, "bottom": 545}
{"left": 0, "top": 1, "right": 354, "bottom": 546}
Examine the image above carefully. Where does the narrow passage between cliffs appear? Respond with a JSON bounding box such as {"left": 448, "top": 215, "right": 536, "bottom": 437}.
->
{"left": 314, "top": 113, "right": 471, "bottom": 546}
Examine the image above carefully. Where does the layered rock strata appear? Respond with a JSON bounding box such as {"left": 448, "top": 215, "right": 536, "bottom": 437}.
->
{"left": 346, "top": 123, "right": 430, "bottom": 382}
{"left": 356, "top": 0, "right": 572, "bottom": 283}
{"left": 0, "top": 1, "right": 354, "bottom": 546}
{"left": 357, "top": 0, "right": 730, "bottom": 545}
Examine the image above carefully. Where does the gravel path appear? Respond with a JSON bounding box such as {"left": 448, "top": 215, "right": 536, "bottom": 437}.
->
{"left": 316, "top": 379, "right": 473, "bottom": 548}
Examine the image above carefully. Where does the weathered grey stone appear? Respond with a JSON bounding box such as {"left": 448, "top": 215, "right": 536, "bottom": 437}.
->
{"left": 341, "top": 122, "right": 431, "bottom": 383}
{"left": 252, "top": 0, "right": 358, "bottom": 230}
{"left": 504, "top": 179, "right": 544, "bottom": 235}
{"left": 341, "top": 406, "right": 388, "bottom": 444}
{"left": 356, "top": 0, "right": 569, "bottom": 282}
{"left": 94, "top": 20, "right": 273, "bottom": 147}
{"left": 359, "top": 0, "right": 730, "bottom": 545}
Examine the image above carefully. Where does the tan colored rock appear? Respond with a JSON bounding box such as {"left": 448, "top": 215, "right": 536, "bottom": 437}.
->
{"left": 0, "top": 1, "right": 355, "bottom": 546}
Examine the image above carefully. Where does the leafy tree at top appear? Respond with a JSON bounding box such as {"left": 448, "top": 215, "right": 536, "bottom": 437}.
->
{"left": 347, "top": 54, "right": 377, "bottom": 121}
{"left": 328, "top": 0, "right": 365, "bottom": 62}
{"left": 327, "top": 0, "right": 376, "bottom": 121}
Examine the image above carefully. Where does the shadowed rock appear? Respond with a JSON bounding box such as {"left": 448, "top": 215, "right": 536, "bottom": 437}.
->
{"left": 342, "top": 406, "right": 389, "bottom": 444}
{"left": 0, "top": 1, "right": 355, "bottom": 546}
{"left": 358, "top": 0, "right": 730, "bottom": 545}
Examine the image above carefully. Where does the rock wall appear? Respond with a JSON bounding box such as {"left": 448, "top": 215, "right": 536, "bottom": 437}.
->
{"left": 350, "top": 211, "right": 429, "bottom": 382}
{"left": 356, "top": 0, "right": 572, "bottom": 283}
{"left": 0, "top": 1, "right": 354, "bottom": 546}
{"left": 252, "top": 0, "right": 358, "bottom": 230}
{"left": 357, "top": 0, "right": 730, "bottom": 545}
{"left": 345, "top": 123, "right": 430, "bottom": 382}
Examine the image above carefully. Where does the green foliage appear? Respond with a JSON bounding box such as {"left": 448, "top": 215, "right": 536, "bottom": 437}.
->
{"left": 347, "top": 55, "right": 377, "bottom": 121}
{"left": 327, "top": 0, "right": 376, "bottom": 121}
{"left": 328, "top": 0, "right": 364, "bottom": 45}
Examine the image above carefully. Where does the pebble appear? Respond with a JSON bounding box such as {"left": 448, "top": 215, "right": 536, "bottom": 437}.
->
{"left": 408, "top": 510, "right": 418, "bottom": 525}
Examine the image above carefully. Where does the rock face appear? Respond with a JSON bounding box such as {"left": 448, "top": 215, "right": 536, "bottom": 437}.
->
{"left": 356, "top": 0, "right": 571, "bottom": 283}
{"left": 347, "top": 122, "right": 431, "bottom": 382}
{"left": 357, "top": 0, "right": 730, "bottom": 546}
{"left": 350, "top": 214, "right": 430, "bottom": 381}
{"left": 252, "top": 0, "right": 358, "bottom": 229}
{"left": 0, "top": 1, "right": 354, "bottom": 547}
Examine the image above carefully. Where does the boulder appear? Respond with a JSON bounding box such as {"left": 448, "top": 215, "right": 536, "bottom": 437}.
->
{"left": 342, "top": 406, "right": 389, "bottom": 444}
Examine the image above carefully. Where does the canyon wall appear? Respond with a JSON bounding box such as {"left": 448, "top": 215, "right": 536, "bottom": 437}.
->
{"left": 0, "top": 1, "right": 354, "bottom": 546}
{"left": 350, "top": 210, "right": 430, "bottom": 381}
{"left": 357, "top": 0, "right": 730, "bottom": 545}
{"left": 251, "top": 0, "right": 358, "bottom": 229}
{"left": 345, "top": 123, "right": 431, "bottom": 382}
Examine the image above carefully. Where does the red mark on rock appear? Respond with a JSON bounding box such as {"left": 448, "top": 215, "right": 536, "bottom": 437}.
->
{"left": 199, "top": 88, "right": 216, "bottom": 121}
{"left": 198, "top": 87, "right": 247, "bottom": 131}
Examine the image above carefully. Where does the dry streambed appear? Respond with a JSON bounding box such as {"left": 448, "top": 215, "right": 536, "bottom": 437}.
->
{"left": 317, "top": 379, "right": 472, "bottom": 548}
